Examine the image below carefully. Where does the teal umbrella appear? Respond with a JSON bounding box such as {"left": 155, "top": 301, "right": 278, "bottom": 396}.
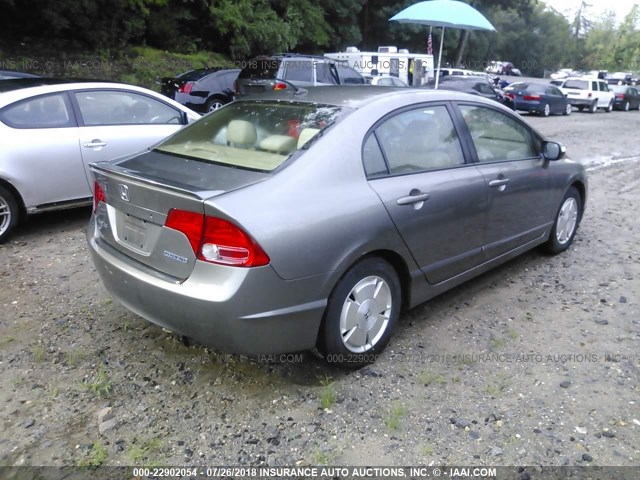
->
{"left": 390, "top": 0, "right": 496, "bottom": 88}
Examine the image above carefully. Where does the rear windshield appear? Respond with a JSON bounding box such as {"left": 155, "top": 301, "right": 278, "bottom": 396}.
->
{"left": 238, "top": 59, "right": 281, "bottom": 80}
{"left": 176, "top": 69, "right": 217, "bottom": 81}
{"left": 563, "top": 80, "right": 588, "bottom": 90}
{"left": 154, "top": 101, "right": 343, "bottom": 172}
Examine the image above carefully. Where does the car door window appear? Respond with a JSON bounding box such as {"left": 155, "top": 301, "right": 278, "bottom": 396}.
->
{"left": 283, "top": 60, "right": 312, "bottom": 82}
{"left": 474, "top": 83, "right": 495, "bottom": 95}
{"left": 459, "top": 105, "right": 537, "bottom": 162}
{"left": 377, "top": 77, "right": 394, "bottom": 86}
{"left": 0, "top": 93, "right": 74, "bottom": 128}
{"left": 315, "top": 62, "right": 337, "bottom": 84}
{"left": 591, "top": 81, "right": 598, "bottom": 91}
{"left": 371, "top": 106, "right": 465, "bottom": 175}
{"left": 75, "top": 90, "right": 183, "bottom": 126}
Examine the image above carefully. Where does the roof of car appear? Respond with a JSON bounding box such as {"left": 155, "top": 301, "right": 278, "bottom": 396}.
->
{"left": 237, "top": 85, "right": 489, "bottom": 109}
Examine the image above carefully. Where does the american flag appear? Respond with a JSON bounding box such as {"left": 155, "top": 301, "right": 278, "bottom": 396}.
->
{"left": 427, "top": 28, "right": 433, "bottom": 55}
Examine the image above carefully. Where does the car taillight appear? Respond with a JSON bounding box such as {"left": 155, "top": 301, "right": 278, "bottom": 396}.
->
{"left": 615, "top": 94, "right": 624, "bottom": 99}
{"left": 587, "top": 92, "right": 592, "bottom": 98}
{"left": 164, "top": 209, "right": 269, "bottom": 267}
{"left": 505, "top": 93, "right": 515, "bottom": 99}
{"left": 93, "top": 181, "right": 106, "bottom": 213}
{"left": 273, "top": 82, "right": 288, "bottom": 91}
{"left": 523, "top": 94, "right": 540, "bottom": 101}
{"left": 233, "top": 79, "right": 239, "bottom": 94}
{"left": 178, "top": 81, "right": 194, "bottom": 94}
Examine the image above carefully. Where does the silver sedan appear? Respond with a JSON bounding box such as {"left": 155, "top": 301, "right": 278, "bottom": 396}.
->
{"left": 0, "top": 81, "right": 199, "bottom": 242}
{"left": 87, "top": 87, "right": 587, "bottom": 367}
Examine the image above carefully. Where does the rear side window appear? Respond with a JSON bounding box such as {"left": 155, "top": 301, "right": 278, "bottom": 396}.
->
{"left": 459, "top": 105, "right": 537, "bottom": 162}
{"left": 75, "top": 91, "right": 183, "bottom": 126}
{"left": 362, "top": 135, "right": 388, "bottom": 178}
{"left": 371, "top": 105, "right": 465, "bottom": 175}
{"left": 283, "top": 61, "right": 313, "bottom": 82}
{"left": 0, "top": 93, "right": 75, "bottom": 128}
{"left": 315, "top": 63, "right": 338, "bottom": 84}
{"left": 563, "top": 80, "right": 588, "bottom": 90}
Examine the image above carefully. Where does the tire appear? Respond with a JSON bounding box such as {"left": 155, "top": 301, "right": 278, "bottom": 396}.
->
{"left": 623, "top": 101, "right": 630, "bottom": 111}
{"left": 0, "top": 185, "right": 19, "bottom": 244}
{"left": 544, "top": 187, "right": 582, "bottom": 255}
{"left": 563, "top": 103, "right": 572, "bottom": 115}
{"left": 319, "top": 257, "right": 401, "bottom": 368}
{"left": 606, "top": 100, "right": 613, "bottom": 113}
{"left": 205, "top": 97, "right": 226, "bottom": 113}
{"left": 588, "top": 101, "right": 597, "bottom": 113}
{"left": 577, "top": 106, "right": 584, "bottom": 112}
{"left": 542, "top": 103, "right": 550, "bottom": 117}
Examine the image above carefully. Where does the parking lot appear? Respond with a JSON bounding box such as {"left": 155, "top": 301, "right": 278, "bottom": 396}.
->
{"left": 0, "top": 108, "right": 639, "bottom": 468}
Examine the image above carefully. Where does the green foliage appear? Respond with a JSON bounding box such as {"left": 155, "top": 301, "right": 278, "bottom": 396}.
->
{"left": 384, "top": 402, "right": 408, "bottom": 431}
{"left": 319, "top": 377, "right": 336, "bottom": 409}
{"left": 85, "top": 364, "right": 113, "bottom": 398}
{"left": 76, "top": 442, "right": 108, "bottom": 468}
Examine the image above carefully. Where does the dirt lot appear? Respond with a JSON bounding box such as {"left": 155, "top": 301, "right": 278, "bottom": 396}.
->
{"left": 0, "top": 108, "right": 639, "bottom": 470}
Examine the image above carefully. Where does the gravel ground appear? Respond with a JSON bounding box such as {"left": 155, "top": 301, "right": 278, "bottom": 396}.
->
{"left": 0, "top": 108, "right": 639, "bottom": 469}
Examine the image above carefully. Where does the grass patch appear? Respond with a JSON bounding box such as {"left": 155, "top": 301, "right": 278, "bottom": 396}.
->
{"left": 126, "top": 437, "right": 163, "bottom": 465}
{"left": 418, "top": 370, "right": 447, "bottom": 386}
{"left": 507, "top": 328, "right": 519, "bottom": 340}
{"left": 85, "top": 364, "right": 113, "bottom": 398}
{"left": 48, "top": 383, "right": 61, "bottom": 399}
{"left": 490, "top": 336, "right": 506, "bottom": 351}
{"left": 32, "top": 344, "right": 47, "bottom": 363}
{"left": 65, "top": 348, "right": 87, "bottom": 367}
{"left": 0, "top": 336, "right": 16, "bottom": 347}
{"left": 486, "top": 373, "right": 511, "bottom": 398}
{"left": 384, "top": 402, "right": 408, "bottom": 431}
{"left": 421, "top": 444, "right": 434, "bottom": 456}
{"left": 311, "top": 448, "right": 335, "bottom": 465}
{"left": 76, "top": 442, "right": 108, "bottom": 467}
{"left": 319, "top": 377, "right": 336, "bottom": 409}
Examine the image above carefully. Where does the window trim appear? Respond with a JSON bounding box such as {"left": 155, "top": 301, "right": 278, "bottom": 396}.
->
{"left": 451, "top": 102, "right": 542, "bottom": 165}
{"left": 0, "top": 91, "right": 78, "bottom": 129}
{"left": 361, "top": 101, "right": 473, "bottom": 180}
{"left": 68, "top": 88, "right": 185, "bottom": 128}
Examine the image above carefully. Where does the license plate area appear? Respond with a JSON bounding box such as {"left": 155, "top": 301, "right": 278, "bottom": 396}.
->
{"left": 116, "top": 212, "right": 150, "bottom": 253}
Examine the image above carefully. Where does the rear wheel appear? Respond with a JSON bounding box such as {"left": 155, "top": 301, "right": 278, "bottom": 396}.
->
{"left": 606, "top": 100, "right": 614, "bottom": 112}
{"left": 542, "top": 103, "right": 550, "bottom": 117}
{"left": 319, "top": 257, "right": 401, "bottom": 368}
{"left": 577, "top": 106, "right": 584, "bottom": 112}
{"left": 588, "top": 101, "right": 597, "bottom": 113}
{"left": 544, "top": 187, "right": 582, "bottom": 254}
{"left": 623, "top": 101, "right": 630, "bottom": 111}
{"left": 205, "top": 97, "right": 226, "bottom": 113}
{"left": 563, "top": 103, "right": 572, "bottom": 115}
{"left": 0, "top": 185, "right": 19, "bottom": 244}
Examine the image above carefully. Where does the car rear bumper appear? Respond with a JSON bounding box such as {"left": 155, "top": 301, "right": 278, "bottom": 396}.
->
{"left": 87, "top": 220, "right": 328, "bottom": 355}
{"left": 567, "top": 98, "right": 590, "bottom": 106}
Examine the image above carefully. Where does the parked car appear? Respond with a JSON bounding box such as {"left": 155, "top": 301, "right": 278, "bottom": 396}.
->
{"left": 0, "top": 70, "right": 40, "bottom": 80}
{"left": 485, "top": 61, "right": 520, "bottom": 76}
{"left": 235, "top": 54, "right": 365, "bottom": 95}
{"left": 504, "top": 82, "right": 572, "bottom": 116}
{"left": 87, "top": 86, "right": 586, "bottom": 367}
{"left": 0, "top": 81, "right": 199, "bottom": 242}
{"left": 366, "top": 75, "right": 408, "bottom": 87}
{"left": 605, "top": 72, "right": 639, "bottom": 86}
{"left": 160, "top": 68, "right": 240, "bottom": 114}
{"left": 559, "top": 77, "right": 614, "bottom": 113}
{"left": 611, "top": 85, "right": 640, "bottom": 111}
{"left": 426, "top": 76, "right": 515, "bottom": 110}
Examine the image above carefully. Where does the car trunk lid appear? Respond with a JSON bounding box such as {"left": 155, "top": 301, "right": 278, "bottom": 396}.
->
{"left": 90, "top": 150, "right": 269, "bottom": 280}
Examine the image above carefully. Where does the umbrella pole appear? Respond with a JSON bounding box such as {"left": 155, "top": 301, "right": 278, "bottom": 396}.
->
{"left": 435, "top": 26, "right": 445, "bottom": 89}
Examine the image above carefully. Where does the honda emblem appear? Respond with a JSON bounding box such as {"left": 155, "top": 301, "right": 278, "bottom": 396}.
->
{"left": 119, "top": 184, "right": 130, "bottom": 202}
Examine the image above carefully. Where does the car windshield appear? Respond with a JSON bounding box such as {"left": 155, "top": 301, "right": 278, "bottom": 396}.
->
{"left": 563, "top": 80, "right": 588, "bottom": 90}
{"left": 154, "top": 101, "right": 343, "bottom": 172}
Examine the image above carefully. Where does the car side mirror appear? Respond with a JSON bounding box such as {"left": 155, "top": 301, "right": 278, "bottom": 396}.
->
{"left": 542, "top": 141, "right": 565, "bottom": 161}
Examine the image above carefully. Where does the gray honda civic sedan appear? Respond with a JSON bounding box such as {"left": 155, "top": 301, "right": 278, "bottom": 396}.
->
{"left": 87, "top": 87, "right": 587, "bottom": 367}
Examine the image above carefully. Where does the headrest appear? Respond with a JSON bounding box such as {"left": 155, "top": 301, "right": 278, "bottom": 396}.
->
{"left": 260, "top": 135, "right": 297, "bottom": 154}
{"left": 297, "top": 128, "right": 320, "bottom": 149}
{"left": 227, "top": 120, "right": 257, "bottom": 145}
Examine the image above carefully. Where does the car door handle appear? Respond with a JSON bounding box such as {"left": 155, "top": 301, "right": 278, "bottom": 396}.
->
{"left": 397, "top": 192, "right": 431, "bottom": 205}
{"left": 489, "top": 178, "right": 509, "bottom": 188}
{"left": 83, "top": 140, "right": 107, "bottom": 148}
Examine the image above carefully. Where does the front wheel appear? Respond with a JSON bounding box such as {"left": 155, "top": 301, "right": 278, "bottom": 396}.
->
{"left": 0, "top": 185, "right": 19, "bottom": 243}
{"left": 606, "top": 100, "right": 613, "bottom": 112}
{"left": 544, "top": 187, "right": 582, "bottom": 254}
{"left": 319, "top": 257, "right": 401, "bottom": 368}
{"left": 589, "top": 101, "right": 597, "bottom": 113}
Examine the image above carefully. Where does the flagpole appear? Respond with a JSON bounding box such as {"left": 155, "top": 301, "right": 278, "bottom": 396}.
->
{"left": 435, "top": 26, "right": 445, "bottom": 89}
